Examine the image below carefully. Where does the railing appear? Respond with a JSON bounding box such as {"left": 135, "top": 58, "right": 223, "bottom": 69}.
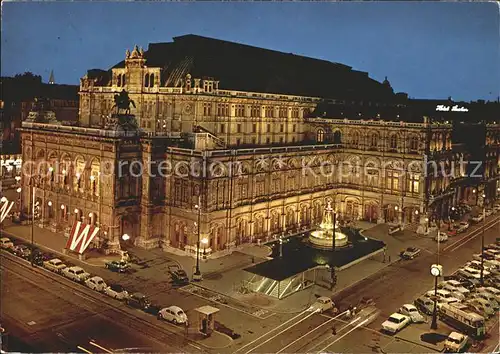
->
{"left": 307, "top": 117, "right": 452, "bottom": 129}
{"left": 21, "top": 122, "right": 141, "bottom": 138}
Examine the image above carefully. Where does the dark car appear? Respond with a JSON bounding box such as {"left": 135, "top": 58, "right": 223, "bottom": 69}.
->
{"left": 144, "top": 304, "right": 162, "bottom": 316}
{"left": 30, "top": 250, "right": 45, "bottom": 266}
{"left": 13, "top": 245, "right": 31, "bottom": 259}
{"left": 400, "top": 247, "right": 421, "bottom": 260}
{"left": 126, "top": 292, "right": 151, "bottom": 310}
{"left": 169, "top": 269, "right": 189, "bottom": 285}
{"left": 105, "top": 260, "right": 130, "bottom": 273}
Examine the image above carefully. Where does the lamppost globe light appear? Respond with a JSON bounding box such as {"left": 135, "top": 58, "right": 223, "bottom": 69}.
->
{"left": 425, "top": 217, "right": 429, "bottom": 222}
{"left": 473, "top": 189, "right": 476, "bottom": 193}
{"left": 48, "top": 201, "right": 52, "bottom": 206}
{"left": 74, "top": 208, "right": 78, "bottom": 213}
{"left": 415, "top": 210, "right": 419, "bottom": 215}
{"left": 394, "top": 206, "right": 398, "bottom": 211}
{"left": 201, "top": 237, "right": 208, "bottom": 245}
{"left": 61, "top": 205, "right": 65, "bottom": 210}
{"left": 0, "top": 197, "right": 7, "bottom": 203}
{"left": 49, "top": 166, "right": 54, "bottom": 172}
{"left": 16, "top": 187, "right": 22, "bottom": 193}
{"left": 122, "top": 234, "right": 130, "bottom": 241}
{"left": 482, "top": 194, "right": 486, "bottom": 198}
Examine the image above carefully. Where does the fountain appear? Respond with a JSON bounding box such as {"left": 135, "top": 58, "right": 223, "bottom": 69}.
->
{"left": 309, "top": 202, "right": 349, "bottom": 249}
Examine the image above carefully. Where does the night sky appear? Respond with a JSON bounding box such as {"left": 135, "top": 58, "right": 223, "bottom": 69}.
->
{"left": 2, "top": 2, "right": 499, "bottom": 101}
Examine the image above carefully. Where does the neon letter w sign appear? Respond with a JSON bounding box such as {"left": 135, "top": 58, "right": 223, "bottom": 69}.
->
{"left": 0, "top": 199, "right": 15, "bottom": 224}
{"left": 65, "top": 221, "right": 100, "bottom": 254}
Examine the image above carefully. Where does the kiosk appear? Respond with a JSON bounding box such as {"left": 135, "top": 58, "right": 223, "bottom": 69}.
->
{"left": 194, "top": 305, "right": 219, "bottom": 336}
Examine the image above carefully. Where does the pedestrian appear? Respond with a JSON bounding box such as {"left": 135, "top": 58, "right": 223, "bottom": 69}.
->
{"left": 331, "top": 325, "right": 337, "bottom": 335}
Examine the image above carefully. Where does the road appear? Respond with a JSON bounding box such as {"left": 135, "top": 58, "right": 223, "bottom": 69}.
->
{"left": 229, "top": 216, "right": 500, "bottom": 353}
{"left": 0, "top": 253, "right": 203, "bottom": 353}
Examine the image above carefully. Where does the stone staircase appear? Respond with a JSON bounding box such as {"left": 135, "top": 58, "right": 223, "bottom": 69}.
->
{"left": 193, "top": 125, "right": 226, "bottom": 149}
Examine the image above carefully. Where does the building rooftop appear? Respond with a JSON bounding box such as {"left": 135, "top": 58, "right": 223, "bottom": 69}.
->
{"left": 104, "top": 34, "right": 396, "bottom": 101}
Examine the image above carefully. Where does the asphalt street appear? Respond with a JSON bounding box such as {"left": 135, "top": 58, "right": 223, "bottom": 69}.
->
{"left": 0, "top": 253, "right": 203, "bottom": 353}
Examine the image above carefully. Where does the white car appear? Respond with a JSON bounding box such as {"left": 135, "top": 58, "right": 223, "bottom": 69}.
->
{"left": 158, "top": 306, "right": 188, "bottom": 324}
{"left": 473, "top": 292, "right": 499, "bottom": 309}
{"left": 0, "top": 237, "right": 14, "bottom": 249}
{"left": 466, "top": 298, "right": 494, "bottom": 317}
{"left": 381, "top": 313, "right": 411, "bottom": 334}
{"left": 43, "top": 258, "right": 68, "bottom": 273}
{"left": 309, "top": 297, "right": 337, "bottom": 314}
{"left": 465, "top": 260, "right": 490, "bottom": 271}
{"left": 104, "top": 284, "right": 129, "bottom": 300}
{"left": 426, "top": 289, "right": 460, "bottom": 305}
{"left": 61, "top": 266, "right": 91, "bottom": 282}
{"left": 434, "top": 232, "right": 448, "bottom": 242}
{"left": 485, "top": 209, "right": 493, "bottom": 217}
{"left": 444, "top": 332, "right": 468, "bottom": 353}
{"left": 398, "top": 304, "right": 424, "bottom": 323}
{"left": 443, "top": 283, "right": 470, "bottom": 298}
{"left": 85, "top": 276, "right": 107, "bottom": 292}
{"left": 471, "top": 215, "right": 483, "bottom": 223}
{"left": 457, "top": 222, "right": 469, "bottom": 233}
{"left": 462, "top": 266, "right": 490, "bottom": 277}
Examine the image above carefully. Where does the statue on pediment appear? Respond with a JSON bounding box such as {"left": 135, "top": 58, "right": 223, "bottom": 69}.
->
{"left": 113, "top": 89, "right": 136, "bottom": 115}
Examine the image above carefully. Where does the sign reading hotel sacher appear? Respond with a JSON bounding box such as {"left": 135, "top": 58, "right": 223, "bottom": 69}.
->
{"left": 65, "top": 221, "right": 100, "bottom": 254}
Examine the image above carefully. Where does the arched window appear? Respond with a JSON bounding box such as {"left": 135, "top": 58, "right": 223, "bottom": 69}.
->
{"left": 122, "top": 74, "right": 126, "bottom": 86}
{"left": 317, "top": 129, "right": 325, "bottom": 143}
{"left": 150, "top": 74, "right": 155, "bottom": 87}
{"left": 410, "top": 136, "right": 419, "bottom": 151}
{"left": 333, "top": 131, "right": 342, "bottom": 144}
{"left": 351, "top": 131, "right": 360, "bottom": 146}
{"left": 389, "top": 134, "right": 398, "bottom": 150}
{"left": 370, "top": 133, "right": 378, "bottom": 149}
{"left": 144, "top": 74, "right": 149, "bottom": 88}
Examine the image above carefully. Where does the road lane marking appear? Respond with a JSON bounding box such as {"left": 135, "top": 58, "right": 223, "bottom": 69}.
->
{"left": 308, "top": 317, "right": 361, "bottom": 353}
{"left": 316, "top": 318, "right": 369, "bottom": 353}
{"left": 448, "top": 219, "right": 499, "bottom": 252}
{"left": 89, "top": 341, "right": 113, "bottom": 353}
{"left": 276, "top": 310, "right": 348, "bottom": 354}
{"left": 188, "top": 343, "right": 201, "bottom": 350}
{"left": 77, "top": 346, "right": 93, "bottom": 354}
{"left": 234, "top": 309, "right": 309, "bottom": 353}
{"left": 243, "top": 310, "right": 317, "bottom": 354}
{"left": 444, "top": 216, "right": 499, "bottom": 252}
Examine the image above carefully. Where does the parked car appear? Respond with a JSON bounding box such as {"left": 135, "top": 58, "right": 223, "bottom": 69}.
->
{"left": 104, "top": 284, "right": 129, "bottom": 300}
{"left": 400, "top": 247, "right": 421, "bottom": 260}
{"left": 476, "top": 287, "right": 500, "bottom": 303}
{"left": 0, "top": 237, "right": 14, "bottom": 250}
{"left": 381, "top": 313, "right": 411, "bottom": 334}
{"left": 30, "top": 249, "right": 45, "bottom": 266}
{"left": 414, "top": 296, "right": 435, "bottom": 315}
{"left": 43, "top": 258, "right": 68, "bottom": 273}
{"left": 309, "top": 297, "right": 338, "bottom": 314}
{"left": 158, "top": 306, "right": 188, "bottom": 324}
{"left": 473, "top": 291, "right": 499, "bottom": 309}
{"left": 398, "top": 304, "right": 425, "bottom": 323}
{"left": 13, "top": 245, "right": 31, "bottom": 259}
{"left": 462, "top": 266, "right": 490, "bottom": 277}
{"left": 168, "top": 266, "right": 189, "bottom": 285}
{"left": 465, "top": 260, "right": 490, "bottom": 272}
{"left": 442, "top": 282, "right": 470, "bottom": 299}
{"left": 61, "top": 266, "right": 91, "bottom": 283}
{"left": 105, "top": 260, "right": 130, "bottom": 273}
{"left": 444, "top": 332, "right": 469, "bottom": 353}
{"left": 426, "top": 289, "right": 461, "bottom": 305}
{"left": 466, "top": 298, "right": 494, "bottom": 317}
{"left": 388, "top": 225, "right": 402, "bottom": 235}
{"left": 485, "top": 209, "right": 493, "bottom": 217}
{"left": 84, "top": 276, "right": 107, "bottom": 292}
{"left": 126, "top": 292, "right": 151, "bottom": 310}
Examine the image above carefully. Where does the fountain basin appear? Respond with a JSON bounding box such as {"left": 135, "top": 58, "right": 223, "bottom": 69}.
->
{"left": 309, "top": 230, "right": 349, "bottom": 249}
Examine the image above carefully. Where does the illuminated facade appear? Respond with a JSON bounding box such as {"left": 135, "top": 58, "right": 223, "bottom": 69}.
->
{"left": 19, "top": 35, "right": 493, "bottom": 256}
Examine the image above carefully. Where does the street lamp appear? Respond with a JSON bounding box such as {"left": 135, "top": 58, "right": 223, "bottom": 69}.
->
{"left": 430, "top": 264, "right": 443, "bottom": 330}
{"left": 122, "top": 233, "right": 130, "bottom": 241}
{"left": 480, "top": 194, "right": 486, "bottom": 286}
{"left": 193, "top": 196, "right": 202, "bottom": 281}
{"left": 425, "top": 217, "right": 429, "bottom": 234}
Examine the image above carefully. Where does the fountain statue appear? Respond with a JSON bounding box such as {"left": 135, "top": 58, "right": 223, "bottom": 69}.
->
{"left": 309, "top": 202, "right": 348, "bottom": 249}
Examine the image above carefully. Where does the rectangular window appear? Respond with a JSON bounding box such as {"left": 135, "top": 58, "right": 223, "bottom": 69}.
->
{"left": 220, "top": 124, "right": 225, "bottom": 133}
{"left": 236, "top": 138, "right": 241, "bottom": 146}
{"left": 280, "top": 124, "right": 284, "bottom": 133}
{"left": 267, "top": 124, "right": 271, "bottom": 133}
{"left": 203, "top": 103, "right": 212, "bottom": 116}
{"left": 252, "top": 123, "right": 257, "bottom": 133}
{"left": 292, "top": 108, "right": 299, "bottom": 118}
{"left": 252, "top": 137, "right": 256, "bottom": 145}
{"left": 280, "top": 137, "right": 284, "bottom": 144}
{"left": 292, "top": 124, "right": 296, "bottom": 133}
{"left": 266, "top": 137, "right": 270, "bottom": 144}
{"left": 237, "top": 124, "right": 242, "bottom": 133}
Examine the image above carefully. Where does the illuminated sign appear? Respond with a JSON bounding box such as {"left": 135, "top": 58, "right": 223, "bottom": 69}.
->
{"left": 436, "top": 105, "right": 468, "bottom": 112}
{"left": 0, "top": 199, "right": 15, "bottom": 224}
{"left": 65, "top": 221, "right": 100, "bottom": 254}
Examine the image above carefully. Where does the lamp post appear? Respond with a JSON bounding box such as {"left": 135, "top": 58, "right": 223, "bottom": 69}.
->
{"left": 122, "top": 233, "right": 130, "bottom": 241}
{"left": 430, "top": 264, "right": 443, "bottom": 330}
{"left": 425, "top": 217, "right": 429, "bottom": 234}
{"left": 332, "top": 210, "right": 337, "bottom": 252}
{"left": 193, "top": 196, "right": 202, "bottom": 281}
{"left": 28, "top": 175, "right": 42, "bottom": 267}
{"left": 480, "top": 194, "right": 486, "bottom": 286}
{"left": 279, "top": 236, "right": 283, "bottom": 258}
{"left": 472, "top": 188, "right": 477, "bottom": 205}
